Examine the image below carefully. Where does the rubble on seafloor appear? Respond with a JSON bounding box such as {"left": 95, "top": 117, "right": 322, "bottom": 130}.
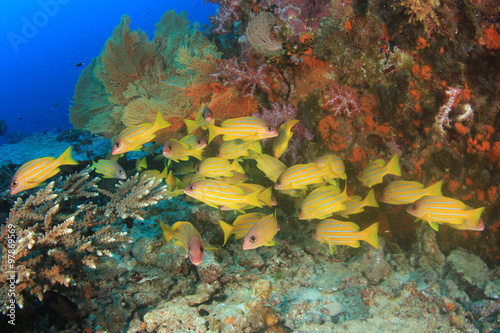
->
{"left": 54, "top": 201, "right": 498, "bottom": 333}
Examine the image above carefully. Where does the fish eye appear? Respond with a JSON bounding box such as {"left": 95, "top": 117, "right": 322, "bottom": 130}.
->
{"left": 11, "top": 180, "right": 17, "bottom": 187}
{"left": 298, "top": 207, "right": 302, "bottom": 214}
{"left": 266, "top": 126, "right": 272, "bottom": 131}
{"left": 113, "top": 142, "right": 121, "bottom": 148}
{"left": 249, "top": 235, "right": 257, "bottom": 243}
{"left": 167, "top": 145, "right": 172, "bottom": 150}
{"left": 197, "top": 139, "right": 202, "bottom": 144}
{"left": 276, "top": 179, "right": 281, "bottom": 185}
{"left": 119, "top": 170, "right": 124, "bottom": 174}
{"left": 188, "top": 185, "right": 194, "bottom": 191}
{"left": 200, "top": 245, "right": 204, "bottom": 253}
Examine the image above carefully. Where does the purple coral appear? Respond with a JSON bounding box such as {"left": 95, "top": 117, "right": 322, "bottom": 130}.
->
{"left": 261, "top": 0, "right": 331, "bottom": 35}
{"left": 213, "top": 57, "right": 287, "bottom": 99}
{"left": 254, "top": 102, "right": 314, "bottom": 163}
{"left": 205, "top": 0, "right": 242, "bottom": 35}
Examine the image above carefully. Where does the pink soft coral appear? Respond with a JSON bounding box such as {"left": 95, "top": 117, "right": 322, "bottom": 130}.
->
{"left": 213, "top": 57, "right": 287, "bottom": 99}
{"left": 206, "top": 0, "right": 242, "bottom": 35}
{"left": 323, "top": 85, "right": 361, "bottom": 117}
{"left": 254, "top": 102, "right": 314, "bottom": 163}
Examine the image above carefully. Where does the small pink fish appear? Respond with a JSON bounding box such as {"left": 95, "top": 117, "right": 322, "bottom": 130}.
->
{"left": 159, "top": 221, "right": 205, "bottom": 266}
{"left": 242, "top": 213, "right": 279, "bottom": 250}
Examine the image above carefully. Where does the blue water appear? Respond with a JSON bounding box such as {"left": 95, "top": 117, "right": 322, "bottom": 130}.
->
{"left": 0, "top": 0, "right": 217, "bottom": 143}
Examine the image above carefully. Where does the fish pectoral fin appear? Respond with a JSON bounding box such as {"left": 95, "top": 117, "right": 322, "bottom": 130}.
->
{"left": 264, "top": 240, "right": 277, "bottom": 247}
{"left": 329, "top": 244, "right": 335, "bottom": 255}
{"left": 206, "top": 202, "right": 220, "bottom": 209}
{"left": 428, "top": 221, "right": 439, "bottom": 231}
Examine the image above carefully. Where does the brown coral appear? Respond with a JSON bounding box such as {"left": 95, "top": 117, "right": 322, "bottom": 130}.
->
{"left": 70, "top": 11, "right": 221, "bottom": 139}
{"left": 0, "top": 168, "right": 168, "bottom": 311}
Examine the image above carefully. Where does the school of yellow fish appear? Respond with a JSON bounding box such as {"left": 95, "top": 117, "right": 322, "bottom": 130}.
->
{"left": 10, "top": 107, "right": 486, "bottom": 265}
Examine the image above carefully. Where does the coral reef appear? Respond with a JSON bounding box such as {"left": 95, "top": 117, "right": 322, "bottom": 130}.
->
{"left": 0, "top": 168, "right": 167, "bottom": 312}
{"left": 70, "top": 11, "right": 221, "bottom": 140}
{"left": 3, "top": 0, "right": 500, "bottom": 331}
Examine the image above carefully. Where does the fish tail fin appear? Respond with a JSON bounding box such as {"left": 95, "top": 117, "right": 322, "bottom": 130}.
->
{"left": 426, "top": 180, "right": 444, "bottom": 197}
{"left": 137, "top": 157, "right": 148, "bottom": 171}
{"left": 287, "top": 119, "right": 300, "bottom": 133}
{"left": 57, "top": 146, "right": 78, "bottom": 166}
{"left": 207, "top": 123, "right": 220, "bottom": 144}
{"left": 159, "top": 221, "right": 174, "bottom": 242}
{"left": 363, "top": 189, "right": 380, "bottom": 208}
{"left": 245, "top": 190, "right": 263, "bottom": 208}
{"left": 230, "top": 160, "right": 245, "bottom": 174}
{"left": 166, "top": 171, "right": 177, "bottom": 189}
{"left": 154, "top": 111, "right": 171, "bottom": 131}
{"left": 259, "top": 187, "right": 274, "bottom": 207}
{"left": 248, "top": 150, "right": 259, "bottom": 160}
{"left": 249, "top": 140, "right": 262, "bottom": 155}
{"left": 386, "top": 154, "right": 402, "bottom": 177}
{"left": 467, "top": 207, "right": 485, "bottom": 226}
{"left": 159, "top": 166, "right": 169, "bottom": 179}
{"left": 190, "top": 148, "right": 204, "bottom": 161}
{"left": 218, "top": 220, "right": 233, "bottom": 246}
{"left": 361, "top": 222, "right": 380, "bottom": 249}
{"left": 184, "top": 119, "right": 199, "bottom": 134}
{"left": 322, "top": 156, "right": 340, "bottom": 179}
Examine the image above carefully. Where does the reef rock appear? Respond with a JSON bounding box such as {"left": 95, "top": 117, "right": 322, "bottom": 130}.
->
{"left": 444, "top": 248, "right": 490, "bottom": 301}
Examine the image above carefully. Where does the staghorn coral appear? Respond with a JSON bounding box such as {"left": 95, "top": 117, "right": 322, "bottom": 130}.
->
{"left": 0, "top": 168, "right": 168, "bottom": 311}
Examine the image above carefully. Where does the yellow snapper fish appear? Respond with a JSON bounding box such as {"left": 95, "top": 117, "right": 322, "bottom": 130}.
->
{"left": 10, "top": 146, "right": 78, "bottom": 195}
{"left": 298, "top": 186, "right": 348, "bottom": 220}
{"left": 112, "top": 111, "right": 171, "bottom": 155}
{"left": 218, "top": 213, "right": 266, "bottom": 245}
{"left": 273, "top": 119, "right": 299, "bottom": 159}
{"left": 163, "top": 139, "right": 203, "bottom": 163}
{"left": 184, "top": 106, "right": 215, "bottom": 134}
{"left": 179, "top": 134, "right": 207, "bottom": 150}
{"left": 313, "top": 220, "right": 380, "bottom": 254}
{"left": 159, "top": 221, "right": 205, "bottom": 266}
{"left": 406, "top": 196, "right": 485, "bottom": 231}
{"left": 197, "top": 157, "right": 244, "bottom": 178}
{"left": 217, "top": 139, "right": 262, "bottom": 160}
{"left": 182, "top": 173, "right": 206, "bottom": 185}
{"left": 173, "top": 161, "right": 198, "bottom": 175}
{"left": 90, "top": 159, "right": 127, "bottom": 179}
{"left": 184, "top": 179, "right": 262, "bottom": 210}
{"left": 242, "top": 213, "right": 280, "bottom": 250}
{"left": 447, "top": 216, "right": 485, "bottom": 231}
{"left": 219, "top": 172, "right": 249, "bottom": 185}
{"left": 313, "top": 155, "right": 346, "bottom": 180}
{"left": 207, "top": 116, "right": 278, "bottom": 143}
{"left": 220, "top": 184, "right": 275, "bottom": 211}
{"left": 253, "top": 153, "right": 287, "bottom": 182}
{"left": 166, "top": 176, "right": 186, "bottom": 197}
{"left": 136, "top": 157, "right": 148, "bottom": 172}
{"left": 274, "top": 157, "right": 337, "bottom": 191}
{"left": 140, "top": 166, "right": 169, "bottom": 182}
{"left": 357, "top": 154, "right": 401, "bottom": 188}
{"left": 337, "top": 189, "right": 379, "bottom": 218}
{"left": 379, "top": 180, "right": 443, "bottom": 205}
{"left": 240, "top": 184, "right": 276, "bottom": 207}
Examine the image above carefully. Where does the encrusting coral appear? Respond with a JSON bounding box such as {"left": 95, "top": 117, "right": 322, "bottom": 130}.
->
{"left": 0, "top": 168, "right": 168, "bottom": 311}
